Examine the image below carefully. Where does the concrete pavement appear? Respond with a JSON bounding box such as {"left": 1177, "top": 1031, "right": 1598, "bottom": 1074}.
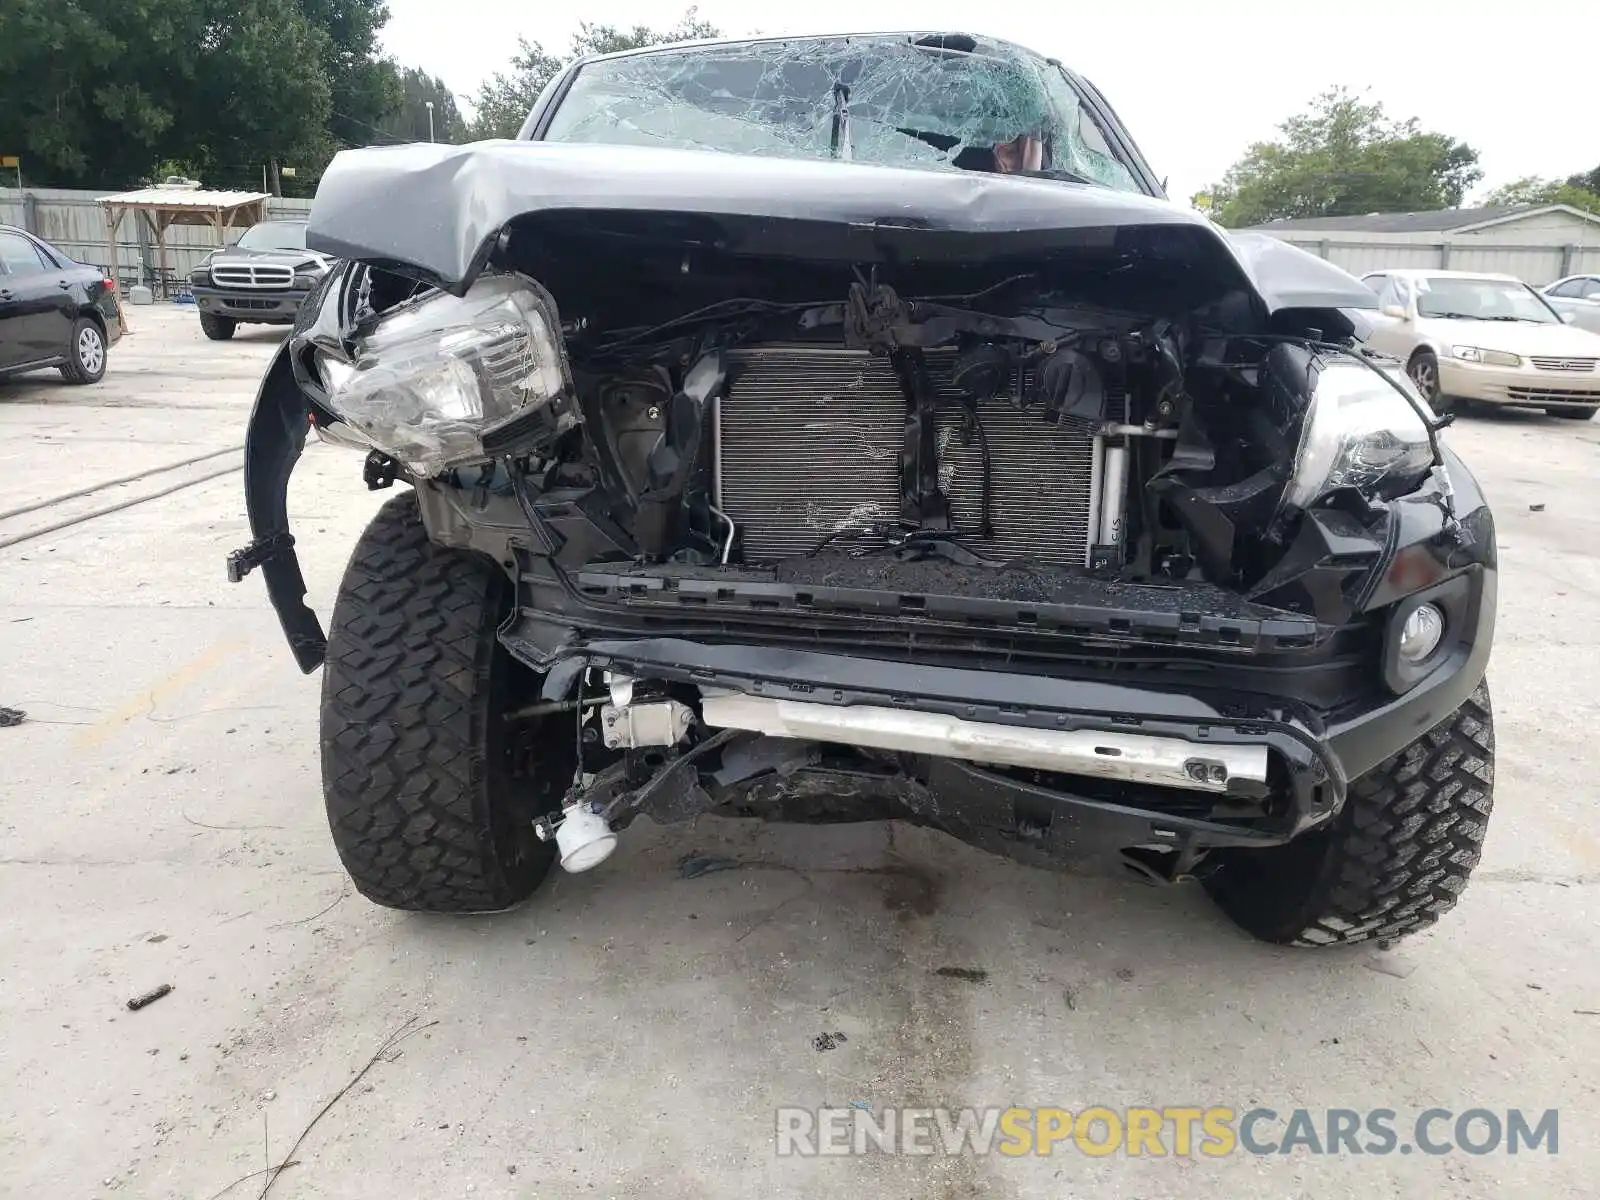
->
{"left": 2, "top": 304, "right": 1597, "bottom": 1198}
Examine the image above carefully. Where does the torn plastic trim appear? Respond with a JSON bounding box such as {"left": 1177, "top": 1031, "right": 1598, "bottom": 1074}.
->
{"left": 569, "top": 566, "right": 1329, "bottom": 653}
{"left": 231, "top": 344, "right": 327, "bottom": 673}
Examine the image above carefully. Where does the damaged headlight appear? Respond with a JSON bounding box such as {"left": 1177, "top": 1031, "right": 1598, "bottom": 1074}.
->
{"left": 317, "top": 273, "right": 572, "bottom": 476}
{"left": 1277, "top": 356, "right": 1434, "bottom": 525}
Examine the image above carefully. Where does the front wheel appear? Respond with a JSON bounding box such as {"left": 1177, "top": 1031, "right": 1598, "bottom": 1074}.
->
{"left": 199, "top": 311, "right": 236, "bottom": 340}
{"left": 1407, "top": 350, "right": 1453, "bottom": 416}
{"left": 319, "top": 493, "right": 572, "bottom": 912}
{"left": 58, "top": 317, "right": 107, "bottom": 384}
{"left": 1205, "top": 683, "right": 1494, "bottom": 947}
{"left": 1547, "top": 406, "right": 1598, "bottom": 421}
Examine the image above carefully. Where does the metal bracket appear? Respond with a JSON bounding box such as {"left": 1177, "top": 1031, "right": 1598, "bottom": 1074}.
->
{"left": 362, "top": 449, "right": 400, "bottom": 491}
{"left": 226, "top": 531, "right": 295, "bottom": 583}
{"left": 600, "top": 699, "right": 694, "bottom": 749}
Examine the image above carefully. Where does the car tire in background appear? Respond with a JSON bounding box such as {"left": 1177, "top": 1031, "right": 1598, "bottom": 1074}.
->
{"left": 1406, "top": 349, "right": 1452, "bottom": 416}
{"left": 1547, "top": 406, "right": 1597, "bottom": 421}
{"left": 319, "top": 493, "right": 573, "bottom": 913}
{"left": 199, "top": 312, "right": 237, "bottom": 341}
{"left": 1204, "top": 682, "right": 1494, "bottom": 947}
{"left": 58, "top": 316, "right": 107, "bottom": 384}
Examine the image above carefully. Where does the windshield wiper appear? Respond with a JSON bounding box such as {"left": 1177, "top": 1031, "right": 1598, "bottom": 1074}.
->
{"left": 1478, "top": 314, "right": 1541, "bottom": 322}
{"left": 1016, "top": 166, "right": 1100, "bottom": 187}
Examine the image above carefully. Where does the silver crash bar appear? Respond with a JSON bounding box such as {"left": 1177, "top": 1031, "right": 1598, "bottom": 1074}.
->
{"left": 698, "top": 691, "right": 1268, "bottom": 794}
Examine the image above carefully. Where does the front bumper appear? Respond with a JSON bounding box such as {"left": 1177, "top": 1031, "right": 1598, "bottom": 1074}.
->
{"left": 1439, "top": 357, "right": 1600, "bottom": 407}
{"left": 233, "top": 342, "right": 1498, "bottom": 860}
{"left": 190, "top": 284, "right": 308, "bottom": 323}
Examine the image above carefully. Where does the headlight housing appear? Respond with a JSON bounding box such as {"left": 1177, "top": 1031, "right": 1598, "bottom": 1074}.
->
{"left": 1276, "top": 355, "right": 1434, "bottom": 527}
{"left": 317, "top": 273, "right": 574, "bottom": 476}
{"left": 1452, "top": 345, "right": 1521, "bottom": 367}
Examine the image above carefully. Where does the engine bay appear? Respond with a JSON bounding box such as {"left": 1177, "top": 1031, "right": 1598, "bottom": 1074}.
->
{"left": 299, "top": 224, "right": 1445, "bottom": 631}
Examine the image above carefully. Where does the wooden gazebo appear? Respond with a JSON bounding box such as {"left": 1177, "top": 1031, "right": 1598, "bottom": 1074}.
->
{"left": 96, "top": 185, "right": 271, "bottom": 294}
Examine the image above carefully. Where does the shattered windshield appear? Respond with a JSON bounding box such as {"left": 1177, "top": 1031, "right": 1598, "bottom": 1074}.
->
{"left": 541, "top": 35, "right": 1143, "bottom": 192}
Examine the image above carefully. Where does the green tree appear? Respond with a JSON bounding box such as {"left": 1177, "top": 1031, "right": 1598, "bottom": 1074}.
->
{"left": 294, "top": 0, "right": 403, "bottom": 149}
{"left": 468, "top": 8, "right": 719, "bottom": 140}
{"left": 378, "top": 68, "right": 467, "bottom": 144}
{"left": 179, "top": 0, "right": 336, "bottom": 192}
{"left": 1204, "top": 88, "right": 1482, "bottom": 228}
{"left": 0, "top": 0, "right": 401, "bottom": 189}
{"left": 0, "top": 0, "right": 201, "bottom": 184}
{"left": 1484, "top": 172, "right": 1600, "bottom": 213}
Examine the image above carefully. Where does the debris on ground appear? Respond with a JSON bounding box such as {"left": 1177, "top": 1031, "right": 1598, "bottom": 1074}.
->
{"left": 127, "top": 984, "right": 174, "bottom": 1011}
{"left": 678, "top": 853, "right": 741, "bottom": 879}
{"left": 0, "top": 706, "right": 25, "bottom": 728}
{"left": 812, "top": 1031, "right": 848, "bottom": 1051}
{"left": 209, "top": 1014, "right": 439, "bottom": 1199}
{"left": 935, "top": 967, "right": 990, "bottom": 984}
{"left": 1530, "top": 503, "right": 1546, "bottom": 512}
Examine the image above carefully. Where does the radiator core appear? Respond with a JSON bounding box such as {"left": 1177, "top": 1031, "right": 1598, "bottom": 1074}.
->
{"left": 714, "top": 346, "right": 1099, "bottom": 564}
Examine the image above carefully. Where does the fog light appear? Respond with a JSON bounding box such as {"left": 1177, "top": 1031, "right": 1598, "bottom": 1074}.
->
{"left": 1399, "top": 604, "right": 1445, "bottom": 663}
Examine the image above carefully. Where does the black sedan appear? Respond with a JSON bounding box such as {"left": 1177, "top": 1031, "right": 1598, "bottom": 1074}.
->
{"left": 0, "top": 224, "right": 122, "bottom": 384}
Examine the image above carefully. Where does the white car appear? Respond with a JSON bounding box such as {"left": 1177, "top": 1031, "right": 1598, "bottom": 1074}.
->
{"left": 1542, "top": 274, "right": 1600, "bottom": 334}
{"left": 1360, "top": 269, "right": 1600, "bottom": 420}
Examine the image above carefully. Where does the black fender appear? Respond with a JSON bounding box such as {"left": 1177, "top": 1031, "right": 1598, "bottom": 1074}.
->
{"left": 227, "top": 344, "right": 326, "bottom": 673}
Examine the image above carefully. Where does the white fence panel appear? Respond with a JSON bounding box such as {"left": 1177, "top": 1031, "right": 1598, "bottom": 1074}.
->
{"left": 2, "top": 187, "right": 314, "bottom": 283}
{"left": 1263, "top": 234, "right": 1600, "bottom": 285}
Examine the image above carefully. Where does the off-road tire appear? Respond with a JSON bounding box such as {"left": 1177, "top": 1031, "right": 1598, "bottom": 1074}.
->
{"left": 320, "top": 493, "right": 563, "bottom": 912}
{"left": 199, "top": 311, "right": 237, "bottom": 341}
{"left": 1205, "top": 682, "right": 1494, "bottom": 947}
{"left": 59, "top": 316, "right": 107, "bottom": 384}
{"left": 1547, "top": 406, "right": 1598, "bottom": 421}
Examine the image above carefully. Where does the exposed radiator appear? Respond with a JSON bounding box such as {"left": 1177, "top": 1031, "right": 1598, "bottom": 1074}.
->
{"left": 715, "top": 346, "right": 1100, "bottom": 564}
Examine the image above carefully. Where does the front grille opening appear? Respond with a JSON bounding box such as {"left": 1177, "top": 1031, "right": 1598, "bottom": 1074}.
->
{"left": 714, "top": 347, "right": 1099, "bottom": 566}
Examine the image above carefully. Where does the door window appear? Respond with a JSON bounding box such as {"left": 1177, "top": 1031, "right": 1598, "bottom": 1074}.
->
{"left": 0, "top": 232, "right": 48, "bottom": 276}
{"left": 1379, "top": 276, "right": 1412, "bottom": 312}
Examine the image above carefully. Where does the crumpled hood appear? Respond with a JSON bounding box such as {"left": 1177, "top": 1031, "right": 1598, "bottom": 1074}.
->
{"left": 307, "top": 140, "right": 1378, "bottom": 319}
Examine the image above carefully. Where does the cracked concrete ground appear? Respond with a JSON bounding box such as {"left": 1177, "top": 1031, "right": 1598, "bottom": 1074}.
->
{"left": 1, "top": 304, "right": 1598, "bottom": 1198}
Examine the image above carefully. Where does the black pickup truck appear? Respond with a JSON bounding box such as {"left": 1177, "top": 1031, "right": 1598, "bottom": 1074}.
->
{"left": 188, "top": 219, "right": 334, "bottom": 340}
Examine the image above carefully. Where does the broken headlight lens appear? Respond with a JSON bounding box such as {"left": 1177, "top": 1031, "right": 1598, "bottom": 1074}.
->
{"left": 318, "top": 273, "right": 569, "bottom": 476}
{"left": 1277, "top": 357, "right": 1434, "bottom": 523}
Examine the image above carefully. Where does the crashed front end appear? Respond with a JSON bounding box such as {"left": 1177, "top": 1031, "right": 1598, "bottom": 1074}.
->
{"left": 232, "top": 52, "right": 1493, "bottom": 883}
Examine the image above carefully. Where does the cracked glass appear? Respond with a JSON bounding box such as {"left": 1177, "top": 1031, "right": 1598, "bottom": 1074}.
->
{"left": 542, "top": 35, "right": 1142, "bottom": 192}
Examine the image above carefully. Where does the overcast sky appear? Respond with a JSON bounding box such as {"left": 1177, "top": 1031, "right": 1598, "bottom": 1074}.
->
{"left": 381, "top": 0, "right": 1596, "bottom": 206}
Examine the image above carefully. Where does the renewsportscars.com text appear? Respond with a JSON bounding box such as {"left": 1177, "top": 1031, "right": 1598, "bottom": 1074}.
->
{"left": 775, "top": 1106, "right": 1559, "bottom": 1158}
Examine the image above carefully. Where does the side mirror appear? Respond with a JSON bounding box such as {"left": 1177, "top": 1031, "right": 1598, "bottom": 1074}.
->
{"left": 1380, "top": 303, "right": 1408, "bottom": 320}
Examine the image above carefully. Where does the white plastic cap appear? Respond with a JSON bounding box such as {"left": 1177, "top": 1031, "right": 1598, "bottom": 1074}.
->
{"left": 555, "top": 803, "right": 618, "bottom": 873}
